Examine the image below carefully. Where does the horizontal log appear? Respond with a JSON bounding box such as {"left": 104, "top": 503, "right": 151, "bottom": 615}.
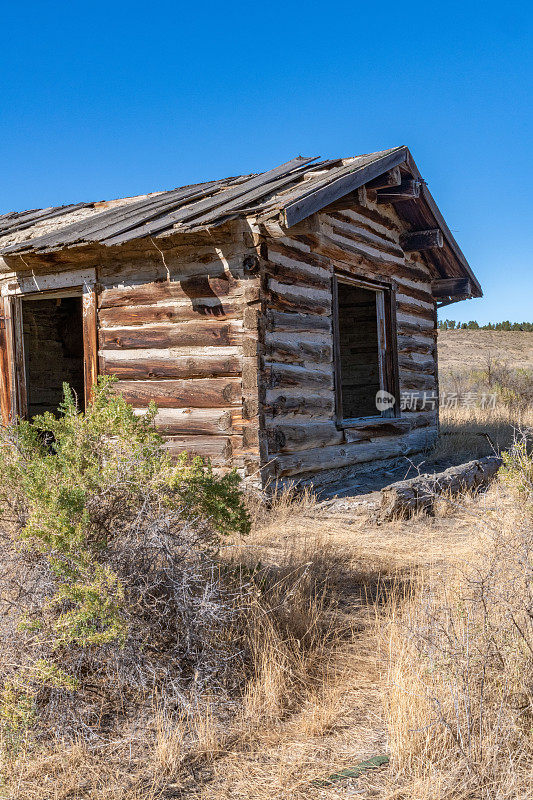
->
{"left": 376, "top": 179, "right": 420, "bottom": 203}
{"left": 399, "top": 369, "right": 437, "bottom": 391}
{"left": 397, "top": 334, "right": 435, "bottom": 355}
{"left": 274, "top": 427, "right": 437, "bottom": 477}
{"left": 323, "top": 215, "right": 404, "bottom": 259}
{"left": 266, "top": 421, "right": 343, "bottom": 453}
{"left": 133, "top": 407, "right": 237, "bottom": 435}
{"left": 162, "top": 435, "right": 233, "bottom": 463}
{"left": 329, "top": 205, "right": 401, "bottom": 236}
{"left": 98, "top": 298, "right": 242, "bottom": 326}
{"left": 99, "top": 273, "right": 241, "bottom": 308}
{"left": 265, "top": 332, "right": 333, "bottom": 365}
{"left": 266, "top": 310, "right": 332, "bottom": 333}
{"left": 305, "top": 229, "right": 432, "bottom": 284}
{"left": 266, "top": 243, "right": 331, "bottom": 287}
{"left": 100, "top": 320, "right": 243, "bottom": 349}
{"left": 266, "top": 256, "right": 331, "bottom": 290}
{"left": 268, "top": 280, "right": 331, "bottom": 315}
{"left": 396, "top": 310, "right": 435, "bottom": 330}
{"left": 321, "top": 228, "right": 404, "bottom": 268}
{"left": 401, "top": 229, "right": 443, "bottom": 252}
{"left": 265, "top": 362, "right": 334, "bottom": 390}
{"left": 396, "top": 283, "right": 434, "bottom": 305}
{"left": 398, "top": 354, "right": 435, "bottom": 373}
{"left": 379, "top": 456, "right": 502, "bottom": 521}
{"left": 431, "top": 277, "right": 472, "bottom": 298}
{"left": 396, "top": 301, "right": 435, "bottom": 322}
{"left": 114, "top": 377, "right": 242, "bottom": 408}
{"left": 99, "top": 348, "right": 241, "bottom": 379}
{"left": 264, "top": 390, "right": 335, "bottom": 418}
{"left": 342, "top": 410, "right": 435, "bottom": 441}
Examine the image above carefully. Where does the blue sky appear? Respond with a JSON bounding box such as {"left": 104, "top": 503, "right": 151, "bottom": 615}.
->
{"left": 1, "top": 1, "right": 531, "bottom": 324}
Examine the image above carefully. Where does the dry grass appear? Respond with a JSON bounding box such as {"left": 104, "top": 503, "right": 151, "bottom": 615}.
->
{"left": 438, "top": 330, "right": 533, "bottom": 375}
{"left": 2, "top": 400, "right": 532, "bottom": 798}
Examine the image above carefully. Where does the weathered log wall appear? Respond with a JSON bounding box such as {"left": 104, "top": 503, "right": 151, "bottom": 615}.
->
{"left": 0, "top": 194, "right": 441, "bottom": 489}
{"left": 254, "top": 195, "right": 440, "bottom": 487}
{"left": 95, "top": 227, "right": 261, "bottom": 474}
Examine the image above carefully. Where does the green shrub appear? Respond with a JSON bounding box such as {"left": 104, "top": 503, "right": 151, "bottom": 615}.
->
{"left": 0, "top": 378, "right": 250, "bottom": 748}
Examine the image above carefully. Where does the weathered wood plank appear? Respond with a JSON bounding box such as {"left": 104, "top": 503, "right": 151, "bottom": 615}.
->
{"left": 265, "top": 246, "right": 332, "bottom": 289}
{"left": 264, "top": 389, "right": 335, "bottom": 418}
{"left": 82, "top": 288, "right": 98, "bottom": 408}
{"left": 266, "top": 421, "right": 343, "bottom": 453}
{"left": 266, "top": 310, "right": 332, "bottom": 333}
{"left": 265, "top": 362, "right": 334, "bottom": 390}
{"left": 342, "top": 410, "right": 435, "bottom": 441}
{"left": 397, "top": 334, "right": 435, "bottom": 355}
{"left": 99, "top": 347, "right": 241, "bottom": 379}
{"left": 274, "top": 426, "right": 437, "bottom": 477}
{"left": 265, "top": 332, "right": 333, "bottom": 365}
{"left": 133, "top": 407, "right": 236, "bottom": 435}
{"left": 322, "top": 214, "right": 404, "bottom": 258}
{"left": 401, "top": 228, "right": 443, "bottom": 252}
{"left": 283, "top": 147, "right": 408, "bottom": 227}
{"left": 162, "top": 435, "right": 233, "bottom": 462}
{"left": 114, "top": 377, "right": 242, "bottom": 408}
{"left": 99, "top": 320, "right": 243, "bottom": 349}
{"left": 399, "top": 369, "right": 437, "bottom": 391}
{"left": 268, "top": 279, "right": 331, "bottom": 315}
{"left": 398, "top": 353, "right": 435, "bottom": 373}
{"left": 431, "top": 277, "right": 472, "bottom": 298}
{"left": 98, "top": 298, "right": 242, "bottom": 326}
{"left": 99, "top": 273, "right": 241, "bottom": 308}
{"left": 380, "top": 456, "right": 502, "bottom": 520}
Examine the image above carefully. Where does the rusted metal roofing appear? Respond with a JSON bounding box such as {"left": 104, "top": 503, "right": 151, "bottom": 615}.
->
{"left": 0, "top": 146, "right": 481, "bottom": 296}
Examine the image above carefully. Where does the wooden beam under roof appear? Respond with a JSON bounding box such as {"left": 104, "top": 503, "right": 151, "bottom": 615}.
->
{"left": 401, "top": 229, "right": 444, "bottom": 252}
{"left": 432, "top": 278, "right": 471, "bottom": 298}
{"left": 376, "top": 179, "right": 421, "bottom": 203}
{"left": 365, "top": 166, "right": 402, "bottom": 190}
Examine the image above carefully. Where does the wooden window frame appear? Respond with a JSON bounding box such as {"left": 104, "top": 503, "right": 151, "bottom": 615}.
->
{"left": 332, "top": 272, "right": 400, "bottom": 427}
{"left": 0, "top": 269, "right": 98, "bottom": 423}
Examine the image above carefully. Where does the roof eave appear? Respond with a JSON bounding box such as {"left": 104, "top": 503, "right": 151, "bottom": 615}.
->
{"left": 281, "top": 146, "right": 482, "bottom": 300}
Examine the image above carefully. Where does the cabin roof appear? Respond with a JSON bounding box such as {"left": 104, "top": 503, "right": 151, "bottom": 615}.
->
{"left": 0, "top": 146, "right": 481, "bottom": 296}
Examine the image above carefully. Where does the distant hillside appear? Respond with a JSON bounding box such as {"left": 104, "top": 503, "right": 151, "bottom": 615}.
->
{"left": 437, "top": 330, "right": 533, "bottom": 375}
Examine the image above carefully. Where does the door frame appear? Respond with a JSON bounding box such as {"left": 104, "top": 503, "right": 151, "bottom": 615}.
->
{"left": 0, "top": 268, "right": 98, "bottom": 423}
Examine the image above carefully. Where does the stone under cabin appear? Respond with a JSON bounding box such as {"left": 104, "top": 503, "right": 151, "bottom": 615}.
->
{"left": 0, "top": 146, "right": 482, "bottom": 490}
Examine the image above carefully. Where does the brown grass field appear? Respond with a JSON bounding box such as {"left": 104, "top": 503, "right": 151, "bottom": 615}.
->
{"left": 1, "top": 332, "right": 532, "bottom": 799}
{"left": 438, "top": 329, "right": 533, "bottom": 375}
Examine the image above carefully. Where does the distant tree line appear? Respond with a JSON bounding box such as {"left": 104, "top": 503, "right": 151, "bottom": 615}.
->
{"left": 438, "top": 320, "right": 533, "bottom": 331}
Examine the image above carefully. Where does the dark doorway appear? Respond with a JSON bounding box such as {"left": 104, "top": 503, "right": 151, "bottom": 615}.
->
{"left": 22, "top": 296, "right": 85, "bottom": 418}
{"left": 336, "top": 282, "right": 382, "bottom": 419}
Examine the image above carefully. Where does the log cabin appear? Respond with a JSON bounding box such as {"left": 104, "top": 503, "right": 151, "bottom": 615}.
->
{"left": 0, "top": 146, "right": 482, "bottom": 490}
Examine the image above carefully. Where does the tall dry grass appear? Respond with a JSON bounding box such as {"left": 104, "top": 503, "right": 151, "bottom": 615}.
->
{"left": 383, "top": 427, "right": 533, "bottom": 800}
{"left": 2, "top": 399, "right": 532, "bottom": 799}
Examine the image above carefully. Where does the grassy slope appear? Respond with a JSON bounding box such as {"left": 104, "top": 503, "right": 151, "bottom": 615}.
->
{"left": 438, "top": 329, "right": 533, "bottom": 375}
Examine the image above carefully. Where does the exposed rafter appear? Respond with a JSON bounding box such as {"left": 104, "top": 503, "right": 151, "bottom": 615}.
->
{"left": 401, "top": 229, "right": 444, "bottom": 252}
{"left": 376, "top": 179, "right": 420, "bottom": 203}
{"left": 432, "top": 278, "right": 472, "bottom": 298}
{"left": 365, "top": 166, "right": 402, "bottom": 190}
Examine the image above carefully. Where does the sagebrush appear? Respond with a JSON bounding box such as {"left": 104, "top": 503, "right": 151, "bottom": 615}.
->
{"left": 0, "top": 378, "right": 250, "bottom": 750}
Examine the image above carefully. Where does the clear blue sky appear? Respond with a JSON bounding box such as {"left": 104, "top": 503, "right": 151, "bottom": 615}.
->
{"left": 1, "top": 1, "right": 531, "bottom": 324}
